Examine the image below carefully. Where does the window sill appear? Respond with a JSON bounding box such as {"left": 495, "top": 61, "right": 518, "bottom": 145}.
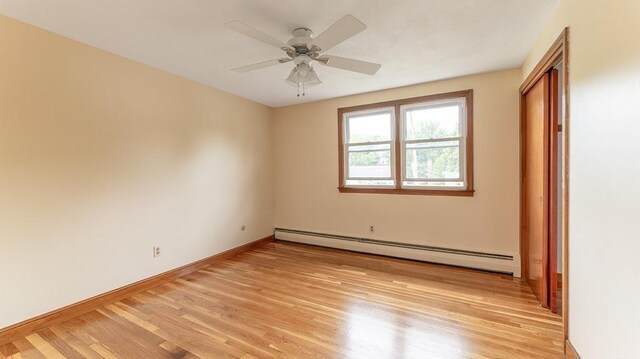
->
{"left": 337, "top": 187, "right": 475, "bottom": 197}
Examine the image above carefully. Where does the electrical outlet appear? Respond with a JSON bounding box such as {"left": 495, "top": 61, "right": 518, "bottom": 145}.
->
{"left": 153, "top": 246, "right": 161, "bottom": 258}
{"left": 369, "top": 225, "right": 375, "bottom": 233}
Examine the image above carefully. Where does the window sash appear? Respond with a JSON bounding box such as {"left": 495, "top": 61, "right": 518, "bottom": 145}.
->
{"left": 345, "top": 142, "right": 394, "bottom": 180}
{"left": 345, "top": 108, "right": 394, "bottom": 145}
{"left": 346, "top": 140, "right": 393, "bottom": 150}
{"left": 401, "top": 99, "right": 465, "bottom": 141}
{"left": 343, "top": 108, "right": 396, "bottom": 184}
{"left": 400, "top": 99, "right": 466, "bottom": 187}
{"left": 402, "top": 137, "right": 464, "bottom": 182}
{"left": 344, "top": 181, "right": 396, "bottom": 188}
{"left": 403, "top": 178, "right": 465, "bottom": 183}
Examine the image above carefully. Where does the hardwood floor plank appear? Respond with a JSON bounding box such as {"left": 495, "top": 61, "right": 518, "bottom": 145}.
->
{"left": 11, "top": 339, "right": 45, "bottom": 359}
{"left": 24, "top": 334, "right": 64, "bottom": 359}
{"left": 46, "top": 327, "right": 101, "bottom": 359}
{"left": 0, "top": 342, "right": 20, "bottom": 357}
{"left": 8, "top": 241, "right": 563, "bottom": 358}
{"left": 32, "top": 329, "right": 82, "bottom": 359}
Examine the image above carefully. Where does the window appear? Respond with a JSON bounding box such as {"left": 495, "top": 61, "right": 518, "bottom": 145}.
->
{"left": 344, "top": 108, "right": 395, "bottom": 187}
{"left": 338, "top": 90, "right": 473, "bottom": 196}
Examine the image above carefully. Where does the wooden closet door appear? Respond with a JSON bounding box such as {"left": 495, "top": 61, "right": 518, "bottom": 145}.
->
{"left": 522, "top": 73, "right": 550, "bottom": 307}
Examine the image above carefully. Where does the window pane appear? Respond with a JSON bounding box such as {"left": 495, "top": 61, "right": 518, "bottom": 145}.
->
{"left": 347, "top": 111, "right": 392, "bottom": 143}
{"left": 348, "top": 144, "right": 391, "bottom": 178}
{"left": 405, "top": 141, "right": 460, "bottom": 179}
{"left": 404, "top": 104, "right": 460, "bottom": 140}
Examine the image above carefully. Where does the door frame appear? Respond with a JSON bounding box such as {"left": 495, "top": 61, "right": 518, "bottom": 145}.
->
{"left": 549, "top": 68, "right": 560, "bottom": 314}
{"left": 519, "top": 27, "right": 570, "bottom": 352}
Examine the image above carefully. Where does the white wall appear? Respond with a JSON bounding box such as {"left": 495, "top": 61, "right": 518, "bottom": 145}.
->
{"left": 273, "top": 69, "right": 522, "bottom": 274}
{"left": 522, "top": 0, "right": 640, "bottom": 357}
{"left": 0, "top": 16, "right": 274, "bottom": 328}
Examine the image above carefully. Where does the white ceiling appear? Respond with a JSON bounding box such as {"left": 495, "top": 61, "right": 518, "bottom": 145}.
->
{"left": 0, "top": 0, "right": 557, "bottom": 107}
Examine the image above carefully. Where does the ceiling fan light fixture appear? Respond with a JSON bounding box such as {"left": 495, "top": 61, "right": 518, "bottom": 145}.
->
{"left": 286, "top": 64, "right": 319, "bottom": 84}
{"left": 296, "top": 63, "right": 310, "bottom": 79}
{"left": 286, "top": 64, "right": 321, "bottom": 96}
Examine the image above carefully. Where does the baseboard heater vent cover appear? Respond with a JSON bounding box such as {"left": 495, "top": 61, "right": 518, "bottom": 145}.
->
{"left": 274, "top": 228, "right": 517, "bottom": 275}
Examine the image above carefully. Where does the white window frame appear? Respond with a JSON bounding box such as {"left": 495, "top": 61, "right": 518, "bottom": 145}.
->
{"left": 342, "top": 107, "right": 396, "bottom": 187}
{"left": 400, "top": 98, "right": 468, "bottom": 190}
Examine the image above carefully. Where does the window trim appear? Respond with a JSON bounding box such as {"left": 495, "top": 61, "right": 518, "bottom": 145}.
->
{"left": 337, "top": 89, "right": 474, "bottom": 197}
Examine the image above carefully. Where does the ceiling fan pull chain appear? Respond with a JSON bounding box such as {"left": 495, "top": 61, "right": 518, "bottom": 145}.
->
{"left": 297, "top": 82, "right": 300, "bottom": 97}
{"left": 302, "top": 82, "right": 306, "bottom": 96}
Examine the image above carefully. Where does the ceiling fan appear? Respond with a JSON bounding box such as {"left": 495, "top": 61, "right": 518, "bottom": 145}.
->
{"left": 224, "top": 14, "right": 381, "bottom": 97}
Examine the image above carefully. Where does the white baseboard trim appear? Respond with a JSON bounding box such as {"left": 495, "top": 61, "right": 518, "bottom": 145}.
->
{"left": 275, "top": 228, "right": 520, "bottom": 276}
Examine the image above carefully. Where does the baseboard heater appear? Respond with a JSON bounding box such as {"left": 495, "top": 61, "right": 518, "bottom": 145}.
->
{"left": 274, "top": 228, "right": 517, "bottom": 275}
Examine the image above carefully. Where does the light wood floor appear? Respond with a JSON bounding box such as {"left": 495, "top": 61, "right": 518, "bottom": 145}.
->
{"left": 1, "top": 241, "right": 564, "bottom": 358}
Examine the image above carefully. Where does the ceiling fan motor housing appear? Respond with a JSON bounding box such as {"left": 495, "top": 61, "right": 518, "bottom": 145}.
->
{"left": 287, "top": 28, "right": 314, "bottom": 53}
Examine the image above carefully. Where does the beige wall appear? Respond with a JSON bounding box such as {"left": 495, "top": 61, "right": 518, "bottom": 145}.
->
{"left": 0, "top": 16, "right": 274, "bottom": 328}
{"left": 5, "top": 3, "right": 638, "bottom": 355}
{"left": 522, "top": 0, "right": 640, "bottom": 357}
{"left": 273, "top": 69, "right": 522, "bottom": 272}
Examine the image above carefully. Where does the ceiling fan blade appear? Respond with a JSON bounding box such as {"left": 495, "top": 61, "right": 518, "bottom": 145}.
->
{"left": 225, "top": 21, "right": 292, "bottom": 50}
{"left": 231, "top": 58, "right": 292, "bottom": 73}
{"left": 317, "top": 55, "right": 381, "bottom": 75}
{"left": 311, "top": 14, "right": 366, "bottom": 52}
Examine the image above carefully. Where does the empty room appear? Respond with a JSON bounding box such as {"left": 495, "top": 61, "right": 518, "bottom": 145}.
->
{"left": 0, "top": 0, "right": 639, "bottom": 358}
